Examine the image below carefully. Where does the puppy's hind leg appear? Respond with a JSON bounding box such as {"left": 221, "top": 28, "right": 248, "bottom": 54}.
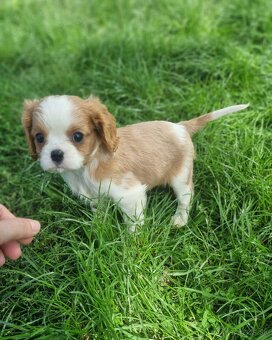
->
{"left": 170, "top": 161, "right": 193, "bottom": 227}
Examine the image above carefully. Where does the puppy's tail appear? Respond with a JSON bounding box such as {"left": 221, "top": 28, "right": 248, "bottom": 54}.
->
{"left": 181, "top": 104, "right": 249, "bottom": 136}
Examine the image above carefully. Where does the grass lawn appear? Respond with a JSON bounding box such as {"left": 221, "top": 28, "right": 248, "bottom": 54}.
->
{"left": 0, "top": 0, "right": 272, "bottom": 338}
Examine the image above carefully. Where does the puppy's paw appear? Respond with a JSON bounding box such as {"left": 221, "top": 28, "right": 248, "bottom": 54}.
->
{"left": 127, "top": 219, "right": 144, "bottom": 234}
{"left": 170, "top": 213, "right": 188, "bottom": 227}
{"left": 128, "top": 223, "right": 137, "bottom": 234}
{"left": 124, "top": 214, "right": 144, "bottom": 234}
{"left": 90, "top": 204, "right": 97, "bottom": 213}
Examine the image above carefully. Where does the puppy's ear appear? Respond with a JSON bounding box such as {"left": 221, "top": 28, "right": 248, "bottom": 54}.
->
{"left": 22, "top": 99, "right": 39, "bottom": 160}
{"left": 85, "top": 97, "right": 119, "bottom": 153}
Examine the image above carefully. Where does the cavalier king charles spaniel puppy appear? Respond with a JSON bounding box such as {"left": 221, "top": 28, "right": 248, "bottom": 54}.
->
{"left": 22, "top": 95, "right": 248, "bottom": 232}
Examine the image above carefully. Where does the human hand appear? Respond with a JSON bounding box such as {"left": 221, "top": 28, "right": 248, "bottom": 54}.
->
{"left": 0, "top": 204, "right": 40, "bottom": 266}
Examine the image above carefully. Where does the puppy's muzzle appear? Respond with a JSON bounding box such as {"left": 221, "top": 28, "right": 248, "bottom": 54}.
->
{"left": 51, "top": 149, "right": 64, "bottom": 164}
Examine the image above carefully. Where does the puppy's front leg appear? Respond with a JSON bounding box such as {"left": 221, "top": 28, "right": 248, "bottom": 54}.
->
{"left": 121, "top": 197, "right": 146, "bottom": 233}
{"left": 111, "top": 183, "right": 147, "bottom": 233}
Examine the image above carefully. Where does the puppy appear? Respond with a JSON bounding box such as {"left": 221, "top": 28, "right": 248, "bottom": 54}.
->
{"left": 22, "top": 96, "right": 248, "bottom": 232}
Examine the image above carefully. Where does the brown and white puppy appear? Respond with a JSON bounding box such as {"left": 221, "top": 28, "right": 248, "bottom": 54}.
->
{"left": 22, "top": 96, "right": 248, "bottom": 232}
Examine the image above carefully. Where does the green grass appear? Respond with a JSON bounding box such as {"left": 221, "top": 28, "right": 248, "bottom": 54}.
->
{"left": 0, "top": 0, "right": 272, "bottom": 338}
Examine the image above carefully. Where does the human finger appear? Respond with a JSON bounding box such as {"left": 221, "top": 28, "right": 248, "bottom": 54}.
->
{"left": 0, "top": 218, "right": 40, "bottom": 245}
{"left": 1, "top": 241, "right": 22, "bottom": 260}
{"left": 18, "top": 237, "right": 34, "bottom": 245}
{"left": 0, "top": 249, "right": 5, "bottom": 266}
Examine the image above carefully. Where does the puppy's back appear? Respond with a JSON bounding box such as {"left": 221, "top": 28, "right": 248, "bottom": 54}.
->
{"left": 113, "top": 121, "right": 193, "bottom": 188}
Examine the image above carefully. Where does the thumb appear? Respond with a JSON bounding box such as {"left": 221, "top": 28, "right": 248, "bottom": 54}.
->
{"left": 0, "top": 218, "right": 40, "bottom": 245}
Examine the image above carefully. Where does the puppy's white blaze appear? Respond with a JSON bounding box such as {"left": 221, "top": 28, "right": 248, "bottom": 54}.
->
{"left": 210, "top": 104, "right": 249, "bottom": 120}
{"left": 39, "top": 95, "right": 75, "bottom": 131}
{"left": 37, "top": 96, "right": 85, "bottom": 171}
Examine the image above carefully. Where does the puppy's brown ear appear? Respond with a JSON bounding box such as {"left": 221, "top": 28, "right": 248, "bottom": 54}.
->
{"left": 85, "top": 97, "right": 119, "bottom": 153}
{"left": 22, "top": 99, "right": 39, "bottom": 160}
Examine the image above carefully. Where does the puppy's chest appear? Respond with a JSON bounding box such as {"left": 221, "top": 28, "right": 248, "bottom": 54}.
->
{"left": 61, "top": 168, "right": 101, "bottom": 199}
{"left": 61, "top": 168, "right": 145, "bottom": 203}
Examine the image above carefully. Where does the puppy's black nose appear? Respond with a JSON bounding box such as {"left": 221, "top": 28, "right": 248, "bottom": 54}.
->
{"left": 51, "top": 149, "right": 64, "bottom": 164}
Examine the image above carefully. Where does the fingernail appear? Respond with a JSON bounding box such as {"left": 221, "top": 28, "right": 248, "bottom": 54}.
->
{"left": 30, "top": 221, "right": 41, "bottom": 233}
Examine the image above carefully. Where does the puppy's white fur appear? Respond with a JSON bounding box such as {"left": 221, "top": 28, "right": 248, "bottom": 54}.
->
{"left": 22, "top": 95, "right": 249, "bottom": 231}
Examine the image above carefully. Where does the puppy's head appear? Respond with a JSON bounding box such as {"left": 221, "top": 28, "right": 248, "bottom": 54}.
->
{"left": 22, "top": 95, "right": 118, "bottom": 172}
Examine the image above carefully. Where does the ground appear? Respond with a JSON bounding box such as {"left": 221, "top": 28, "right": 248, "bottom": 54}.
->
{"left": 0, "top": 0, "right": 271, "bottom": 338}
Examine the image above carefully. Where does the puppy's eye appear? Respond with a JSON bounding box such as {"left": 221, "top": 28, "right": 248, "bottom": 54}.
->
{"left": 72, "top": 132, "right": 84, "bottom": 143}
{"left": 35, "top": 133, "right": 45, "bottom": 144}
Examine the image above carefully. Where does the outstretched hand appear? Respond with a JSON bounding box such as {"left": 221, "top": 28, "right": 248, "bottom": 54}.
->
{"left": 0, "top": 204, "right": 40, "bottom": 266}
